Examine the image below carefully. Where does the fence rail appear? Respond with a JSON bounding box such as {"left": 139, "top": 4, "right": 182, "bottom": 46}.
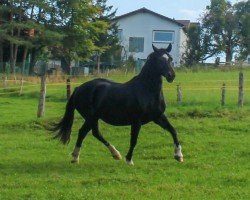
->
{"left": 0, "top": 73, "right": 249, "bottom": 115}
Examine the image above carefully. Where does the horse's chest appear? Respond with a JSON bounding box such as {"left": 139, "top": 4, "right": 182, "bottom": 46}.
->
{"left": 140, "top": 95, "right": 165, "bottom": 115}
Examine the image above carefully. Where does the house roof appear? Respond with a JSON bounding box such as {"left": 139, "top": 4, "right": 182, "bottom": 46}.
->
{"left": 176, "top": 20, "right": 190, "bottom": 28}
{"left": 176, "top": 20, "right": 200, "bottom": 29}
{"left": 113, "top": 7, "right": 184, "bottom": 27}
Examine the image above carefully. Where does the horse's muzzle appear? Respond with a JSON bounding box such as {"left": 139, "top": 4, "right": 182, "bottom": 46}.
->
{"left": 166, "top": 73, "right": 175, "bottom": 83}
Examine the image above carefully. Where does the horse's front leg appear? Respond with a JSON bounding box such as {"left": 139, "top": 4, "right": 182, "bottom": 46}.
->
{"left": 154, "top": 115, "right": 183, "bottom": 162}
{"left": 126, "top": 122, "right": 141, "bottom": 166}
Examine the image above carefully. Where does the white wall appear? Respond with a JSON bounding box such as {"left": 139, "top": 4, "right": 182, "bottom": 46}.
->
{"left": 116, "top": 12, "right": 185, "bottom": 66}
{"left": 244, "top": 55, "right": 250, "bottom": 65}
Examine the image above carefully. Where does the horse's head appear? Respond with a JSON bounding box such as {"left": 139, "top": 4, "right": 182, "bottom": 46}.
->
{"left": 152, "top": 44, "right": 175, "bottom": 83}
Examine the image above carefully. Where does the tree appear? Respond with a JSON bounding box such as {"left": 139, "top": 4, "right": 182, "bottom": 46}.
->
{"left": 202, "top": 0, "right": 240, "bottom": 64}
{"left": 0, "top": 0, "right": 115, "bottom": 75}
{"left": 27, "top": 0, "right": 64, "bottom": 74}
{"left": 234, "top": 0, "right": 250, "bottom": 60}
{"left": 51, "top": 0, "right": 109, "bottom": 74}
{"left": 93, "top": 0, "right": 120, "bottom": 73}
{"left": 183, "top": 23, "right": 210, "bottom": 66}
{"left": 0, "top": 0, "right": 63, "bottom": 75}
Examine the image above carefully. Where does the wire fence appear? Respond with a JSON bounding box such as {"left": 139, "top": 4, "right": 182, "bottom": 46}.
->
{"left": 0, "top": 72, "right": 249, "bottom": 108}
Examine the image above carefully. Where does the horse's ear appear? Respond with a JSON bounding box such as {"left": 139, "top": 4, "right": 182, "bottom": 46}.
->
{"left": 166, "top": 43, "right": 172, "bottom": 53}
{"left": 152, "top": 44, "right": 159, "bottom": 53}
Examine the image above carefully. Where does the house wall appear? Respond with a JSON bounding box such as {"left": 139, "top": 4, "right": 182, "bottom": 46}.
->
{"left": 244, "top": 55, "right": 250, "bottom": 65}
{"left": 115, "top": 12, "right": 185, "bottom": 66}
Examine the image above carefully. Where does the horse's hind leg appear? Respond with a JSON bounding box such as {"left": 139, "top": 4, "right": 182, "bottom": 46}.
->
{"left": 92, "top": 120, "right": 122, "bottom": 160}
{"left": 154, "top": 114, "right": 183, "bottom": 162}
{"left": 71, "top": 121, "right": 91, "bottom": 163}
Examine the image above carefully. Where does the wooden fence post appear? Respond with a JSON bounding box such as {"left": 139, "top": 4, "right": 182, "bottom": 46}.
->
{"left": 66, "top": 78, "right": 71, "bottom": 100}
{"left": 177, "top": 84, "right": 182, "bottom": 105}
{"left": 106, "top": 69, "right": 110, "bottom": 77}
{"left": 2, "top": 75, "right": 7, "bottom": 88}
{"left": 238, "top": 72, "right": 244, "bottom": 107}
{"left": 221, "top": 83, "right": 226, "bottom": 106}
{"left": 37, "top": 74, "right": 46, "bottom": 118}
{"left": 19, "top": 78, "right": 24, "bottom": 95}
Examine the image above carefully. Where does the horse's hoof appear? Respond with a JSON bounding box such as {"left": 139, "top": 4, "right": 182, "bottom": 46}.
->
{"left": 71, "top": 156, "right": 79, "bottom": 164}
{"left": 71, "top": 160, "right": 79, "bottom": 164}
{"left": 126, "top": 159, "right": 134, "bottom": 166}
{"left": 174, "top": 155, "right": 184, "bottom": 162}
{"left": 113, "top": 154, "right": 122, "bottom": 160}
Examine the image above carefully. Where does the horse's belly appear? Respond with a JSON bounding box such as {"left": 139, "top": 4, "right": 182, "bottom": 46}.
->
{"left": 100, "top": 114, "right": 132, "bottom": 126}
{"left": 99, "top": 108, "right": 163, "bottom": 126}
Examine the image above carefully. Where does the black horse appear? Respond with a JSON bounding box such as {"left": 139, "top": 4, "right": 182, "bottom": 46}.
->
{"left": 52, "top": 44, "right": 183, "bottom": 165}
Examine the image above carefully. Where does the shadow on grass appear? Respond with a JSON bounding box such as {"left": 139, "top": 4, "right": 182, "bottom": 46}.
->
{"left": 0, "top": 159, "right": 125, "bottom": 175}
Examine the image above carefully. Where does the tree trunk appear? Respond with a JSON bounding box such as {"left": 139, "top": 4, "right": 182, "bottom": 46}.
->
{"left": 61, "top": 57, "right": 71, "bottom": 75}
{"left": 29, "top": 48, "right": 38, "bottom": 75}
{"left": 0, "top": 41, "right": 3, "bottom": 72}
{"left": 19, "top": 47, "right": 28, "bottom": 95}
{"left": 3, "top": 62, "right": 6, "bottom": 73}
{"left": 10, "top": 42, "right": 15, "bottom": 73}
{"left": 97, "top": 53, "right": 101, "bottom": 75}
{"left": 37, "top": 75, "right": 46, "bottom": 118}
{"left": 9, "top": 2, "right": 15, "bottom": 75}
{"left": 225, "top": 47, "right": 233, "bottom": 65}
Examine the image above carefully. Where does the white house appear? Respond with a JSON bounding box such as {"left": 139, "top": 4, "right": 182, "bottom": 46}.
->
{"left": 113, "top": 8, "right": 188, "bottom": 66}
{"left": 244, "top": 55, "right": 250, "bottom": 65}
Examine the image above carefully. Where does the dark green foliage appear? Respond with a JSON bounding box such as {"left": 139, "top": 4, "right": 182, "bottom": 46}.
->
{"left": 94, "top": 0, "right": 120, "bottom": 62}
{"left": 202, "top": 0, "right": 237, "bottom": 63}
{"left": 184, "top": 0, "right": 250, "bottom": 66}
{"left": 234, "top": 0, "right": 250, "bottom": 60}
{"left": 0, "top": 0, "right": 118, "bottom": 74}
{"left": 201, "top": 0, "right": 250, "bottom": 63}
{"left": 183, "top": 24, "right": 204, "bottom": 66}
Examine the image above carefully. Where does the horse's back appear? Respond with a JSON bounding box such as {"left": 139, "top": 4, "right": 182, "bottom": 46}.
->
{"left": 73, "top": 78, "right": 129, "bottom": 120}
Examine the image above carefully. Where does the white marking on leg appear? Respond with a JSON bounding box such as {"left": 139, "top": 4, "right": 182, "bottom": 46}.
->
{"left": 71, "top": 147, "right": 80, "bottom": 163}
{"left": 108, "top": 144, "right": 122, "bottom": 160}
{"left": 174, "top": 144, "right": 184, "bottom": 162}
{"left": 126, "top": 159, "right": 134, "bottom": 166}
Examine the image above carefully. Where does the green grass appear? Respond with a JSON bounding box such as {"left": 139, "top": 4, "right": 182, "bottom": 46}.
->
{"left": 0, "top": 69, "right": 250, "bottom": 199}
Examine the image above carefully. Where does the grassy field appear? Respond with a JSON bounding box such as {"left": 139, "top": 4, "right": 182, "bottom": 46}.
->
{"left": 0, "top": 69, "right": 250, "bottom": 199}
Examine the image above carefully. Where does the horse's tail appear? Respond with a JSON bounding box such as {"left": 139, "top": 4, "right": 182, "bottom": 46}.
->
{"left": 51, "top": 90, "right": 76, "bottom": 144}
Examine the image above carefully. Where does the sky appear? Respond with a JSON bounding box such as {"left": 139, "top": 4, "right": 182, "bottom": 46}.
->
{"left": 107, "top": 0, "right": 246, "bottom": 22}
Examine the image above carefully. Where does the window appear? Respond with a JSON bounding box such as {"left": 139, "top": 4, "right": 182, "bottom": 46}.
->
{"left": 129, "top": 37, "right": 144, "bottom": 52}
{"left": 153, "top": 31, "right": 174, "bottom": 43}
{"left": 118, "top": 29, "right": 123, "bottom": 41}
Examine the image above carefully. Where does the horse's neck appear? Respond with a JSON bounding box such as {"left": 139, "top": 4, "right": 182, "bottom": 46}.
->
{"left": 138, "top": 61, "right": 162, "bottom": 92}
